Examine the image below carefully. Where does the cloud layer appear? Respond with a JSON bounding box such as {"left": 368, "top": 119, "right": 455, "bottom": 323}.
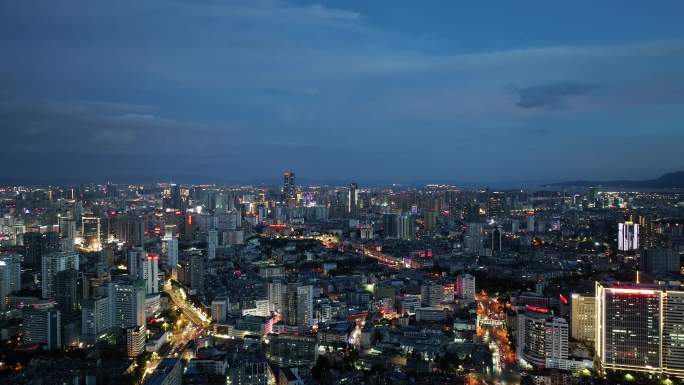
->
{"left": 1, "top": 1, "right": 684, "bottom": 184}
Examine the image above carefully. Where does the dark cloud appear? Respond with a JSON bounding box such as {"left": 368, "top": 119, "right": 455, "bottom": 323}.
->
{"left": 510, "top": 82, "right": 595, "bottom": 109}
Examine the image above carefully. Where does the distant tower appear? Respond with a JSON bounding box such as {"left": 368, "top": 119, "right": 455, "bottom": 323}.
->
{"left": 618, "top": 221, "right": 639, "bottom": 251}
{"left": 348, "top": 183, "right": 359, "bottom": 218}
{"left": 207, "top": 229, "right": 218, "bottom": 260}
{"left": 283, "top": 171, "right": 296, "bottom": 207}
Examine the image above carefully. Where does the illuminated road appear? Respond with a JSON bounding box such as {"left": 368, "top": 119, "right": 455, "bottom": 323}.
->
{"left": 164, "top": 280, "right": 211, "bottom": 328}
{"left": 141, "top": 281, "right": 211, "bottom": 382}
{"left": 476, "top": 292, "right": 517, "bottom": 378}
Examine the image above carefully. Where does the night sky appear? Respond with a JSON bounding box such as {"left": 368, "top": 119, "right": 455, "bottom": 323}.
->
{"left": 2, "top": 1, "right": 684, "bottom": 185}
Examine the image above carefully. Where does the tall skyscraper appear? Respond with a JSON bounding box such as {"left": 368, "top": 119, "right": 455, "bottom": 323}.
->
{"left": 348, "top": 183, "right": 358, "bottom": 218}
{"left": 0, "top": 253, "right": 22, "bottom": 310}
{"left": 283, "top": 171, "right": 296, "bottom": 207}
{"left": 595, "top": 282, "right": 684, "bottom": 377}
{"left": 41, "top": 251, "right": 79, "bottom": 299}
{"left": 618, "top": 221, "right": 640, "bottom": 251}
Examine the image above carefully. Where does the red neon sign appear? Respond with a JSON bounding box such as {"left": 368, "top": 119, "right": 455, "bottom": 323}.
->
{"left": 525, "top": 305, "right": 549, "bottom": 314}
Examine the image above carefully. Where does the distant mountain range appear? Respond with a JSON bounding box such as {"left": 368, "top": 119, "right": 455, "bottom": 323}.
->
{"left": 548, "top": 171, "right": 684, "bottom": 188}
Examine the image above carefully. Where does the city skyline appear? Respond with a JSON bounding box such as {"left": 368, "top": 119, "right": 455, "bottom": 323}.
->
{"left": 2, "top": 1, "right": 684, "bottom": 183}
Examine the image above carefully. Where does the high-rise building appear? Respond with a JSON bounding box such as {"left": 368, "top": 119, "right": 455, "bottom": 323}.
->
{"left": 383, "top": 213, "right": 398, "bottom": 239}
{"left": 421, "top": 283, "right": 445, "bottom": 307}
{"left": 570, "top": 293, "right": 595, "bottom": 343}
{"left": 0, "top": 253, "right": 22, "bottom": 310}
{"left": 664, "top": 291, "right": 684, "bottom": 379}
{"left": 348, "top": 183, "right": 358, "bottom": 218}
{"left": 22, "top": 302, "right": 62, "bottom": 350}
{"left": 283, "top": 283, "right": 313, "bottom": 330}
{"left": 464, "top": 223, "right": 483, "bottom": 255}
{"left": 54, "top": 268, "right": 83, "bottom": 318}
{"left": 190, "top": 254, "right": 205, "bottom": 292}
{"left": 143, "top": 254, "right": 159, "bottom": 294}
{"left": 642, "top": 248, "right": 680, "bottom": 274}
{"left": 595, "top": 282, "right": 684, "bottom": 377}
{"left": 455, "top": 274, "right": 476, "bottom": 300}
{"left": 22, "top": 231, "right": 60, "bottom": 269}
{"left": 170, "top": 183, "right": 182, "bottom": 210}
{"left": 126, "top": 324, "right": 146, "bottom": 358}
{"left": 517, "top": 307, "right": 569, "bottom": 370}
{"left": 283, "top": 171, "right": 296, "bottom": 207}
{"left": 207, "top": 229, "right": 218, "bottom": 260}
{"left": 41, "top": 251, "right": 79, "bottom": 299}
{"left": 423, "top": 210, "right": 437, "bottom": 233}
{"left": 267, "top": 281, "right": 284, "bottom": 315}
{"left": 81, "top": 296, "right": 111, "bottom": 339}
{"left": 81, "top": 216, "right": 101, "bottom": 250}
{"left": 162, "top": 235, "right": 178, "bottom": 267}
{"left": 618, "top": 221, "right": 640, "bottom": 251}
{"left": 397, "top": 214, "right": 415, "bottom": 241}
{"left": 127, "top": 247, "right": 146, "bottom": 278}
{"left": 108, "top": 278, "right": 146, "bottom": 329}
{"left": 211, "top": 297, "right": 229, "bottom": 323}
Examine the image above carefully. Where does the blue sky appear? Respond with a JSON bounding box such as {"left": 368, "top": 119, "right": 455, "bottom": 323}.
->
{"left": 1, "top": 1, "right": 684, "bottom": 185}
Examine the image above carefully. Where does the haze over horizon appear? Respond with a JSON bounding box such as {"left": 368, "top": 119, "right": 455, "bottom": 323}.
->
{"left": 3, "top": 1, "right": 684, "bottom": 183}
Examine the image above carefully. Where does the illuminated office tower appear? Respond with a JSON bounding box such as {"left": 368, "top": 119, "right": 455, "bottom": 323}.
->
{"left": 348, "top": 183, "right": 358, "bottom": 218}
{"left": 283, "top": 171, "right": 296, "bottom": 207}
{"left": 517, "top": 306, "right": 569, "bottom": 370}
{"left": 108, "top": 278, "right": 146, "bottom": 329}
{"left": 663, "top": 291, "right": 684, "bottom": 378}
{"left": 618, "top": 221, "right": 639, "bottom": 251}
{"left": 595, "top": 283, "right": 662, "bottom": 374}
{"left": 570, "top": 293, "right": 595, "bottom": 343}
{"left": 81, "top": 296, "right": 111, "bottom": 338}
{"left": 81, "top": 216, "right": 101, "bottom": 250}
{"left": 207, "top": 229, "right": 218, "bottom": 260}
{"left": 142, "top": 254, "right": 159, "bottom": 294}
{"left": 162, "top": 235, "right": 178, "bottom": 267}
{"left": 527, "top": 215, "right": 535, "bottom": 233}
{"left": 41, "top": 251, "right": 79, "bottom": 299}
